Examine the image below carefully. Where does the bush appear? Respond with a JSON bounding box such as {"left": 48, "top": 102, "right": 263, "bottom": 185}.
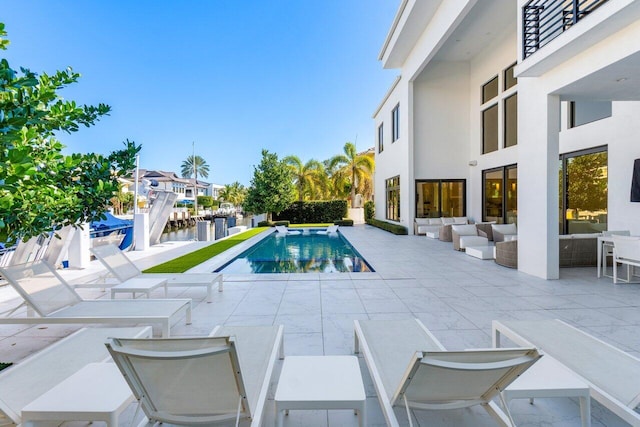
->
{"left": 364, "top": 201, "right": 375, "bottom": 222}
{"left": 334, "top": 219, "right": 353, "bottom": 226}
{"left": 257, "top": 220, "right": 272, "bottom": 227}
{"left": 273, "top": 200, "right": 348, "bottom": 224}
{"left": 273, "top": 220, "right": 290, "bottom": 227}
{"left": 366, "top": 218, "right": 408, "bottom": 235}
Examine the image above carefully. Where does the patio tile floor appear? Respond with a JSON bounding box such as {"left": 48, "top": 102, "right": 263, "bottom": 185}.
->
{"left": 1, "top": 225, "right": 639, "bottom": 426}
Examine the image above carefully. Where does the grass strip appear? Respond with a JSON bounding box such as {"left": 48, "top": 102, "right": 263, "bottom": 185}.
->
{"left": 142, "top": 227, "right": 268, "bottom": 273}
{"left": 0, "top": 362, "right": 12, "bottom": 371}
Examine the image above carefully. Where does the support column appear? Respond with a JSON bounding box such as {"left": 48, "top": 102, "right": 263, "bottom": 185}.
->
{"left": 67, "top": 223, "right": 90, "bottom": 269}
{"left": 517, "top": 80, "right": 560, "bottom": 279}
{"left": 134, "top": 213, "right": 150, "bottom": 251}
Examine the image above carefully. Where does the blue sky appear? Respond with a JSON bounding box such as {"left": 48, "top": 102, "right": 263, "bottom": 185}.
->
{"left": 2, "top": 1, "right": 398, "bottom": 186}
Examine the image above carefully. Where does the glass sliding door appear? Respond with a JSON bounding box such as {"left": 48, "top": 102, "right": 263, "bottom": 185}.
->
{"left": 415, "top": 180, "right": 465, "bottom": 218}
{"left": 483, "top": 165, "right": 517, "bottom": 224}
{"left": 559, "top": 147, "right": 607, "bottom": 234}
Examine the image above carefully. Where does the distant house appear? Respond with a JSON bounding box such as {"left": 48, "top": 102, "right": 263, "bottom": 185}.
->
{"left": 126, "top": 170, "right": 219, "bottom": 205}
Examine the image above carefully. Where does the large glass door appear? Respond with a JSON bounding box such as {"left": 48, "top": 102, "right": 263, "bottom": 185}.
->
{"left": 415, "top": 180, "right": 465, "bottom": 218}
{"left": 559, "top": 147, "right": 607, "bottom": 234}
{"left": 483, "top": 165, "right": 517, "bottom": 224}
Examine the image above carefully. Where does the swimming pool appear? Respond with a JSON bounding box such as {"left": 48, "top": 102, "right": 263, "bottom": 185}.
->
{"left": 215, "top": 229, "right": 374, "bottom": 274}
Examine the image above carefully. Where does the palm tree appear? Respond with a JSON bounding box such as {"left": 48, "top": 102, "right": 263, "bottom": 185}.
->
{"left": 219, "top": 181, "right": 247, "bottom": 209}
{"left": 328, "top": 142, "right": 375, "bottom": 208}
{"left": 181, "top": 155, "right": 210, "bottom": 179}
{"left": 283, "top": 156, "right": 326, "bottom": 201}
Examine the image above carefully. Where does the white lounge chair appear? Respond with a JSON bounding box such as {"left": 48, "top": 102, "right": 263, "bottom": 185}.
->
{"left": 274, "top": 225, "right": 301, "bottom": 236}
{"left": 612, "top": 235, "right": 640, "bottom": 284}
{"left": 0, "top": 261, "right": 191, "bottom": 337}
{"left": 354, "top": 318, "right": 540, "bottom": 427}
{"left": 317, "top": 225, "right": 339, "bottom": 235}
{"left": 106, "top": 324, "right": 284, "bottom": 427}
{"left": 90, "top": 244, "right": 223, "bottom": 302}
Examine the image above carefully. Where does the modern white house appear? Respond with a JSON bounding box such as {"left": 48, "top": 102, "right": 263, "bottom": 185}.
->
{"left": 373, "top": 0, "right": 640, "bottom": 279}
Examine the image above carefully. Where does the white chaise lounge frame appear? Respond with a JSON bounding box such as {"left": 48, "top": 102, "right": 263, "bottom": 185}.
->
{"left": 493, "top": 319, "right": 640, "bottom": 427}
{"left": 90, "top": 244, "right": 223, "bottom": 302}
{"left": 0, "top": 261, "right": 191, "bottom": 337}
{"left": 0, "top": 326, "right": 152, "bottom": 426}
{"left": 355, "top": 318, "right": 540, "bottom": 427}
{"left": 106, "top": 324, "right": 284, "bottom": 427}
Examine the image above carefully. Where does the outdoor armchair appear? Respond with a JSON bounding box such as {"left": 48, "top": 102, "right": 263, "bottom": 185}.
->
{"left": 451, "top": 224, "right": 489, "bottom": 251}
{"left": 612, "top": 235, "right": 640, "bottom": 283}
{"left": 491, "top": 224, "right": 517, "bottom": 243}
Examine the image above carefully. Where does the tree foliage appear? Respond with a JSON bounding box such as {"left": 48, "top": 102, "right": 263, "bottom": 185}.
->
{"left": 180, "top": 154, "right": 210, "bottom": 179}
{"left": 0, "top": 23, "right": 140, "bottom": 244}
{"left": 328, "top": 142, "right": 374, "bottom": 207}
{"left": 283, "top": 155, "right": 326, "bottom": 202}
{"left": 219, "top": 181, "right": 247, "bottom": 208}
{"left": 244, "top": 149, "right": 294, "bottom": 219}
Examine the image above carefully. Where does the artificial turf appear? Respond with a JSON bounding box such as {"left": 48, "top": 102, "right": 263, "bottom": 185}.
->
{"left": 142, "top": 227, "right": 268, "bottom": 273}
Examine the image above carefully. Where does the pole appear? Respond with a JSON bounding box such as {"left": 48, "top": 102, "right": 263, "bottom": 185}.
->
{"left": 193, "top": 142, "right": 198, "bottom": 219}
{"left": 133, "top": 154, "right": 140, "bottom": 215}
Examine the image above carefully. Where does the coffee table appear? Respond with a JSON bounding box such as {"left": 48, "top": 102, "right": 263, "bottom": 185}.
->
{"left": 21, "top": 363, "right": 134, "bottom": 427}
{"left": 110, "top": 277, "right": 168, "bottom": 299}
{"left": 502, "top": 355, "right": 591, "bottom": 427}
{"left": 275, "top": 355, "right": 366, "bottom": 427}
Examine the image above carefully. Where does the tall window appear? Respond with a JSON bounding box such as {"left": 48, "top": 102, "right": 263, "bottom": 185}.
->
{"left": 482, "top": 105, "right": 498, "bottom": 153}
{"left": 483, "top": 165, "right": 517, "bottom": 224}
{"left": 392, "top": 104, "right": 400, "bottom": 142}
{"left": 386, "top": 176, "right": 400, "bottom": 221}
{"left": 559, "top": 147, "right": 608, "bottom": 234}
{"left": 415, "top": 180, "right": 465, "bottom": 218}
{"left": 378, "top": 123, "right": 384, "bottom": 153}
{"left": 569, "top": 101, "right": 612, "bottom": 128}
{"left": 504, "top": 93, "right": 518, "bottom": 147}
{"left": 481, "top": 65, "right": 517, "bottom": 154}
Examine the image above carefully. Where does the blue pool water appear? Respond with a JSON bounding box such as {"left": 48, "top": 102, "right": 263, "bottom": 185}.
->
{"left": 215, "top": 229, "right": 374, "bottom": 274}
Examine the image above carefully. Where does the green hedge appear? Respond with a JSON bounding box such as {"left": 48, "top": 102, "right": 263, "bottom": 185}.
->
{"left": 334, "top": 219, "right": 353, "bottom": 226}
{"left": 273, "top": 200, "right": 348, "bottom": 224}
{"left": 366, "top": 218, "right": 408, "bottom": 235}
{"left": 257, "top": 220, "right": 290, "bottom": 227}
{"left": 364, "top": 201, "right": 375, "bottom": 222}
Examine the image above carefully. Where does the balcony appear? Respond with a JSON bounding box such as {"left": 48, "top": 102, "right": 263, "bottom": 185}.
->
{"left": 522, "top": 0, "right": 609, "bottom": 59}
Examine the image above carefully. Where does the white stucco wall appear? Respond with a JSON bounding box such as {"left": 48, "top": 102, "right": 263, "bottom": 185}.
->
{"left": 373, "top": 77, "right": 412, "bottom": 229}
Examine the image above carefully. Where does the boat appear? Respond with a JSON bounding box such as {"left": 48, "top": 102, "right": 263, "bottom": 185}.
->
{"left": 90, "top": 213, "right": 134, "bottom": 251}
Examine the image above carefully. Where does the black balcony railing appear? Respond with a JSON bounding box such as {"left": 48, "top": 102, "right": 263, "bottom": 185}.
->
{"left": 522, "top": 0, "right": 609, "bottom": 59}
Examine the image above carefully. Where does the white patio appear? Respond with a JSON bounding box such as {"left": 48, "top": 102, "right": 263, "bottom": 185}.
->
{"left": 1, "top": 225, "right": 639, "bottom": 426}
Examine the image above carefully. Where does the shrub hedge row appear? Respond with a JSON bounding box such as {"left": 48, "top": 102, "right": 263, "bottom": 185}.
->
{"left": 366, "top": 218, "right": 408, "bottom": 235}
{"left": 272, "top": 201, "right": 348, "bottom": 224}
{"left": 364, "top": 201, "right": 375, "bottom": 222}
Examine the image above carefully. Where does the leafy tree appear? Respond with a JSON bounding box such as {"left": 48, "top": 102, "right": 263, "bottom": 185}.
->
{"left": 181, "top": 155, "right": 210, "bottom": 179}
{"left": 328, "top": 142, "right": 375, "bottom": 207}
{"left": 244, "top": 149, "right": 294, "bottom": 220}
{"left": 283, "top": 155, "right": 326, "bottom": 201}
{"left": 197, "top": 195, "right": 214, "bottom": 208}
{"left": 0, "top": 24, "right": 139, "bottom": 244}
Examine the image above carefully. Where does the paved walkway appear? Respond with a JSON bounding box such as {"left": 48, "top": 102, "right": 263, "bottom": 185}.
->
{"left": 1, "top": 225, "right": 639, "bottom": 426}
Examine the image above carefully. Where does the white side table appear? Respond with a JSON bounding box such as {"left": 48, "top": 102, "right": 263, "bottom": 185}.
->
{"left": 21, "top": 363, "right": 134, "bottom": 427}
{"left": 426, "top": 231, "right": 439, "bottom": 239}
{"left": 502, "top": 355, "right": 591, "bottom": 427}
{"left": 466, "top": 246, "right": 494, "bottom": 260}
{"left": 110, "top": 277, "right": 168, "bottom": 299}
{"left": 275, "top": 356, "right": 366, "bottom": 427}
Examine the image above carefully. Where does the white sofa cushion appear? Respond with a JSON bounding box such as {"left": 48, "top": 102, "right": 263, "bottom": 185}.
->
{"left": 414, "top": 218, "right": 430, "bottom": 225}
{"left": 453, "top": 217, "right": 468, "bottom": 225}
{"left": 451, "top": 224, "right": 478, "bottom": 236}
{"left": 428, "top": 218, "right": 443, "bottom": 225}
{"left": 441, "top": 217, "right": 455, "bottom": 225}
{"left": 459, "top": 236, "right": 489, "bottom": 249}
{"left": 491, "top": 224, "right": 517, "bottom": 235}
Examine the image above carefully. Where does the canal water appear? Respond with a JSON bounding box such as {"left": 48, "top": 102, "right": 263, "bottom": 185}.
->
{"left": 159, "top": 216, "right": 252, "bottom": 243}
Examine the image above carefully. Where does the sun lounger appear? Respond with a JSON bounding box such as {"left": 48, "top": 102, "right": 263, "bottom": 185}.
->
{"left": 317, "top": 225, "right": 339, "bottom": 235}
{"left": 493, "top": 319, "right": 640, "bottom": 427}
{"left": 355, "top": 318, "right": 540, "bottom": 427}
{"left": 0, "top": 326, "right": 151, "bottom": 426}
{"left": 274, "top": 225, "right": 301, "bottom": 236}
{"left": 106, "top": 324, "right": 284, "bottom": 427}
{"left": 0, "top": 261, "right": 191, "bottom": 337}
{"left": 90, "top": 244, "right": 223, "bottom": 302}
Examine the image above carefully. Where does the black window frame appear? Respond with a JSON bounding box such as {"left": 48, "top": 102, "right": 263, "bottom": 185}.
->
{"left": 482, "top": 164, "right": 518, "bottom": 224}
{"left": 503, "top": 92, "right": 518, "bottom": 148}
{"left": 378, "top": 123, "right": 384, "bottom": 153}
{"left": 385, "top": 175, "right": 400, "bottom": 222}
{"left": 414, "top": 179, "right": 466, "bottom": 219}
{"left": 482, "top": 104, "right": 499, "bottom": 154}
{"left": 482, "top": 76, "right": 499, "bottom": 104}
{"left": 503, "top": 62, "right": 517, "bottom": 91}
{"left": 391, "top": 104, "right": 400, "bottom": 142}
